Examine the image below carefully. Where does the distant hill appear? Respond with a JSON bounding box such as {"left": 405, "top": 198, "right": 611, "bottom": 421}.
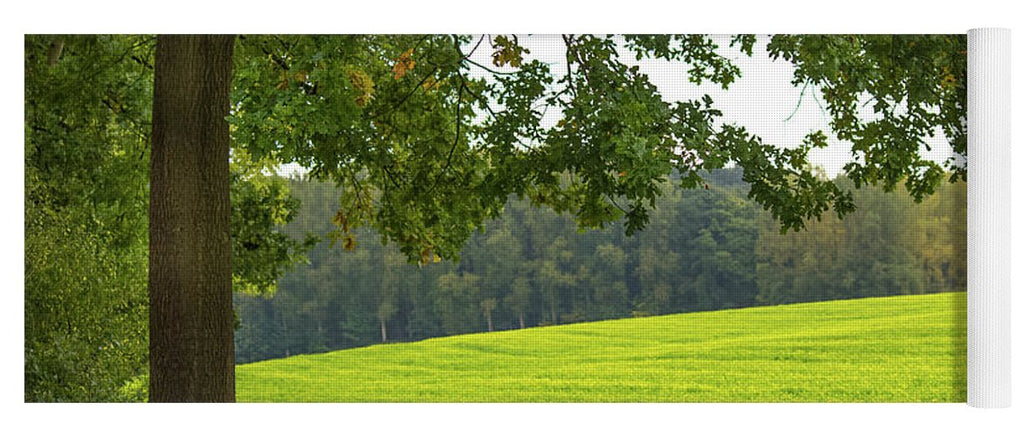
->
{"left": 237, "top": 292, "right": 965, "bottom": 402}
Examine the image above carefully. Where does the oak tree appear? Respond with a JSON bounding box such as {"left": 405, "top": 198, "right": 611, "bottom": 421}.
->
{"left": 144, "top": 34, "right": 966, "bottom": 401}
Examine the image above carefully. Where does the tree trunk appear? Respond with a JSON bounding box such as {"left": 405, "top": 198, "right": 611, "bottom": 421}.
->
{"left": 380, "top": 319, "right": 388, "bottom": 343}
{"left": 519, "top": 313, "right": 525, "bottom": 330}
{"left": 149, "top": 34, "right": 235, "bottom": 402}
{"left": 486, "top": 312, "right": 493, "bottom": 332}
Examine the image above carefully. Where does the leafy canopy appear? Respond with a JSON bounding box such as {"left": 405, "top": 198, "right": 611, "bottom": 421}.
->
{"left": 229, "top": 34, "right": 965, "bottom": 265}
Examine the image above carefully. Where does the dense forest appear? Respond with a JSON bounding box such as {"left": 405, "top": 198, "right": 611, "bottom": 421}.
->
{"left": 234, "top": 168, "right": 966, "bottom": 364}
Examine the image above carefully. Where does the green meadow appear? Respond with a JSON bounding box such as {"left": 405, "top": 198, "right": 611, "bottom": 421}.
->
{"left": 236, "top": 292, "right": 966, "bottom": 402}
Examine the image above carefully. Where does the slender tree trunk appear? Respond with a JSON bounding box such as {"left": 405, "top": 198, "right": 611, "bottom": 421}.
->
{"left": 486, "top": 312, "right": 493, "bottom": 332}
{"left": 380, "top": 319, "right": 388, "bottom": 343}
{"left": 149, "top": 34, "right": 235, "bottom": 402}
{"left": 519, "top": 313, "right": 525, "bottom": 330}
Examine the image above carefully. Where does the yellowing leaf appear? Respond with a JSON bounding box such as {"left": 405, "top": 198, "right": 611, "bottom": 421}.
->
{"left": 419, "top": 248, "right": 431, "bottom": 265}
{"left": 276, "top": 70, "right": 289, "bottom": 90}
{"left": 347, "top": 69, "right": 375, "bottom": 107}
{"left": 332, "top": 210, "right": 349, "bottom": 232}
{"left": 421, "top": 76, "right": 437, "bottom": 90}
{"left": 491, "top": 35, "right": 530, "bottom": 68}
{"left": 393, "top": 48, "right": 415, "bottom": 80}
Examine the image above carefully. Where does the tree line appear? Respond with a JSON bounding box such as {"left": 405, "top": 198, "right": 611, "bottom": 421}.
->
{"left": 234, "top": 168, "right": 966, "bottom": 364}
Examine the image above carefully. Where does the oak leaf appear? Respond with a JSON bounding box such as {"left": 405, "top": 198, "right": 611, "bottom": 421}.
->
{"left": 393, "top": 48, "right": 415, "bottom": 80}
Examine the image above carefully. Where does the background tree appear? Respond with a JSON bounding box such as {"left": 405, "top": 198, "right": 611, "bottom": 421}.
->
{"left": 591, "top": 243, "right": 629, "bottom": 319}
{"left": 432, "top": 272, "right": 482, "bottom": 335}
{"left": 480, "top": 298, "right": 498, "bottom": 332}
{"left": 505, "top": 276, "right": 533, "bottom": 329}
{"left": 378, "top": 248, "right": 406, "bottom": 342}
{"left": 535, "top": 237, "right": 578, "bottom": 324}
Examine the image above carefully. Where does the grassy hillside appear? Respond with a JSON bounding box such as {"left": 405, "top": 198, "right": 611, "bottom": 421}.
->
{"left": 236, "top": 292, "right": 966, "bottom": 402}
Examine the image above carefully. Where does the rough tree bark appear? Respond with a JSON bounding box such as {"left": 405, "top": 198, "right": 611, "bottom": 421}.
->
{"left": 149, "top": 34, "right": 235, "bottom": 402}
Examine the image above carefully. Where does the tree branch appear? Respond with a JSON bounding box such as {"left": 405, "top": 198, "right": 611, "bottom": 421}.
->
{"left": 369, "top": 66, "right": 439, "bottom": 119}
{"left": 426, "top": 81, "right": 466, "bottom": 196}
{"left": 464, "top": 35, "right": 486, "bottom": 59}
{"left": 462, "top": 57, "right": 518, "bottom": 76}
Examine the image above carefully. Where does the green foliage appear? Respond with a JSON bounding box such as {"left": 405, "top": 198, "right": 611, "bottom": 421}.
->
{"left": 230, "top": 35, "right": 499, "bottom": 264}
{"left": 237, "top": 292, "right": 966, "bottom": 402}
{"left": 25, "top": 35, "right": 153, "bottom": 402}
{"left": 24, "top": 209, "right": 149, "bottom": 401}
{"left": 230, "top": 150, "right": 317, "bottom": 297}
{"left": 491, "top": 35, "right": 530, "bottom": 68}
{"left": 767, "top": 35, "right": 968, "bottom": 188}
{"left": 673, "top": 186, "right": 760, "bottom": 310}
{"left": 756, "top": 178, "right": 967, "bottom": 305}
{"left": 624, "top": 35, "right": 744, "bottom": 86}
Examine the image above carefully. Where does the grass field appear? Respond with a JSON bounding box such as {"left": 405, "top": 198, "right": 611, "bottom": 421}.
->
{"left": 236, "top": 292, "right": 966, "bottom": 402}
